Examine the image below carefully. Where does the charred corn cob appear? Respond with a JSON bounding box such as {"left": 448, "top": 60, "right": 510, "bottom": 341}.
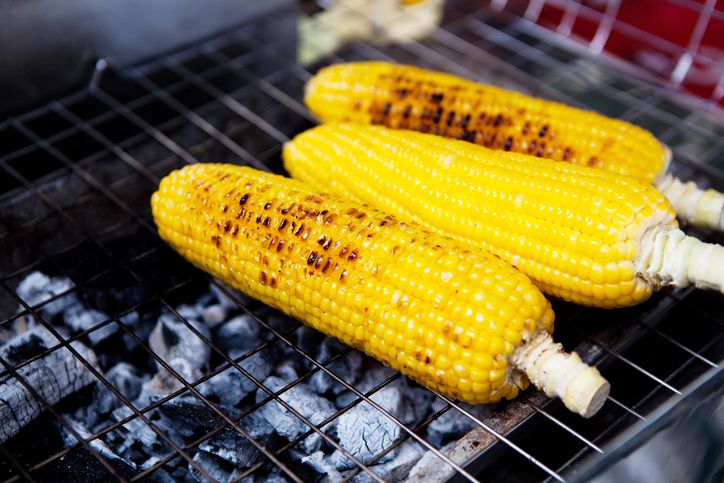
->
{"left": 284, "top": 123, "right": 724, "bottom": 308}
{"left": 152, "top": 164, "right": 609, "bottom": 417}
{"left": 305, "top": 61, "right": 724, "bottom": 231}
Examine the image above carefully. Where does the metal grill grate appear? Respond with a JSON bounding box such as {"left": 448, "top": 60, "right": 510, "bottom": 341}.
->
{"left": 0, "top": 1, "right": 722, "bottom": 481}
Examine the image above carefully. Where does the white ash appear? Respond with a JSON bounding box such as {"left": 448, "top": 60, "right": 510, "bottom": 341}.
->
{"left": 148, "top": 313, "right": 211, "bottom": 390}
{"left": 272, "top": 360, "right": 299, "bottom": 383}
{"left": 215, "top": 315, "right": 263, "bottom": 355}
{"left": 331, "top": 384, "right": 405, "bottom": 469}
{"left": 302, "top": 451, "right": 344, "bottom": 482}
{"left": 63, "top": 304, "right": 117, "bottom": 346}
{"left": 0, "top": 333, "right": 98, "bottom": 443}
{"left": 257, "top": 375, "right": 336, "bottom": 448}
{"left": 406, "top": 440, "right": 456, "bottom": 480}
{"left": 351, "top": 440, "right": 425, "bottom": 483}
{"left": 95, "top": 362, "right": 146, "bottom": 414}
{"left": 199, "top": 351, "right": 273, "bottom": 408}
{"left": 16, "top": 271, "right": 78, "bottom": 318}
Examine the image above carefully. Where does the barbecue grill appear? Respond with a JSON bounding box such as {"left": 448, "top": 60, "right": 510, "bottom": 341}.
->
{"left": 1, "top": 1, "right": 722, "bottom": 482}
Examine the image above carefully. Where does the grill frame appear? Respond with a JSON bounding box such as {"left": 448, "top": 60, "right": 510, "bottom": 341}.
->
{"left": 0, "top": 1, "right": 722, "bottom": 481}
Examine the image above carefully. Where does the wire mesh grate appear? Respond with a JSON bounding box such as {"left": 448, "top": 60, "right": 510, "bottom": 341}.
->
{"left": 0, "top": 1, "right": 722, "bottom": 481}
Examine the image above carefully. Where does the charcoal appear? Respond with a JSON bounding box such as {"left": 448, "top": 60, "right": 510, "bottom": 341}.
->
{"left": 310, "top": 340, "right": 363, "bottom": 396}
{"left": 199, "top": 413, "right": 274, "bottom": 467}
{"left": 0, "top": 333, "right": 98, "bottom": 443}
{"left": 257, "top": 376, "right": 336, "bottom": 443}
{"left": 210, "top": 281, "right": 248, "bottom": 309}
{"left": 302, "top": 451, "right": 344, "bottom": 482}
{"left": 215, "top": 315, "right": 262, "bottom": 355}
{"left": 201, "top": 304, "right": 228, "bottom": 328}
{"left": 111, "top": 406, "right": 159, "bottom": 450}
{"left": 63, "top": 305, "right": 117, "bottom": 346}
{"left": 157, "top": 399, "right": 224, "bottom": 441}
{"left": 425, "top": 400, "right": 491, "bottom": 448}
{"left": 351, "top": 440, "right": 424, "bottom": 483}
{"left": 16, "top": 271, "right": 78, "bottom": 318}
{"left": 189, "top": 451, "right": 234, "bottom": 483}
{"left": 331, "top": 385, "right": 405, "bottom": 469}
{"left": 176, "top": 304, "right": 200, "bottom": 322}
{"left": 60, "top": 416, "right": 132, "bottom": 469}
{"left": 272, "top": 360, "right": 299, "bottom": 383}
{"left": 148, "top": 314, "right": 211, "bottom": 389}
{"left": 33, "top": 445, "right": 136, "bottom": 482}
{"left": 95, "top": 363, "right": 145, "bottom": 414}
{"left": 0, "top": 325, "right": 60, "bottom": 364}
{"left": 199, "top": 351, "right": 272, "bottom": 407}
{"left": 335, "top": 364, "right": 396, "bottom": 408}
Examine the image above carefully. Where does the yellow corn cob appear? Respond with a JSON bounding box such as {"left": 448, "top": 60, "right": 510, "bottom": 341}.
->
{"left": 283, "top": 123, "right": 724, "bottom": 308}
{"left": 152, "top": 164, "right": 610, "bottom": 417}
{"left": 305, "top": 61, "right": 724, "bottom": 231}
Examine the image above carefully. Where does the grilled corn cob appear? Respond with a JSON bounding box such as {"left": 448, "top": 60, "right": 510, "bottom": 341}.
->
{"left": 283, "top": 123, "right": 724, "bottom": 308}
{"left": 305, "top": 61, "right": 724, "bottom": 231}
{"left": 152, "top": 164, "right": 609, "bottom": 417}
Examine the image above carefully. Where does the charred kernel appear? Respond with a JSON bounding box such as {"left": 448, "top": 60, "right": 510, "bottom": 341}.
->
{"left": 307, "top": 251, "right": 317, "bottom": 265}
{"left": 504, "top": 136, "right": 513, "bottom": 151}
{"left": 430, "top": 92, "right": 444, "bottom": 103}
{"left": 563, "top": 147, "right": 572, "bottom": 161}
{"left": 461, "top": 114, "right": 471, "bottom": 129}
{"left": 230, "top": 225, "right": 239, "bottom": 236}
{"left": 270, "top": 277, "right": 277, "bottom": 287}
{"left": 398, "top": 88, "right": 409, "bottom": 98}
{"left": 382, "top": 103, "right": 391, "bottom": 116}
{"left": 222, "top": 205, "right": 228, "bottom": 213}
{"left": 323, "top": 239, "right": 332, "bottom": 250}
{"left": 493, "top": 114, "right": 503, "bottom": 127}
{"left": 446, "top": 110, "right": 455, "bottom": 127}
{"left": 264, "top": 202, "right": 272, "bottom": 210}
{"left": 255, "top": 215, "right": 262, "bottom": 224}
{"left": 462, "top": 130, "right": 473, "bottom": 141}
{"left": 223, "top": 221, "right": 231, "bottom": 232}
{"left": 348, "top": 250, "right": 358, "bottom": 261}
{"left": 522, "top": 122, "right": 530, "bottom": 135}
{"left": 402, "top": 105, "right": 412, "bottom": 119}
{"left": 317, "top": 235, "right": 327, "bottom": 246}
{"left": 279, "top": 219, "right": 288, "bottom": 230}
{"left": 259, "top": 271, "right": 267, "bottom": 285}
{"left": 322, "top": 259, "right": 332, "bottom": 272}
{"left": 240, "top": 194, "right": 249, "bottom": 205}
{"left": 339, "top": 269, "right": 347, "bottom": 281}
{"left": 263, "top": 217, "right": 271, "bottom": 227}
{"left": 315, "top": 255, "right": 324, "bottom": 269}
{"left": 433, "top": 107, "right": 443, "bottom": 124}
{"left": 529, "top": 140, "right": 537, "bottom": 153}
{"left": 236, "top": 207, "right": 245, "bottom": 219}
{"left": 276, "top": 240, "right": 285, "bottom": 252}
{"left": 536, "top": 142, "right": 545, "bottom": 157}
{"left": 295, "top": 223, "right": 304, "bottom": 236}
{"left": 281, "top": 207, "right": 289, "bottom": 215}
{"left": 588, "top": 156, "right": 598, "bottom": 166}
{"left": 539, "top": 125, "right": 548, "bottom": 137}
{"left": 340, "top": 246, "right": 348, "bottom": 256}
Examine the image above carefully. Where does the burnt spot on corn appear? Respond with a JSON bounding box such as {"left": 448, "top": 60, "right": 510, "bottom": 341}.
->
{"left": 223, "top": 221, "right": 231, "bottom": 233}
{"left": 402, "top": 105, "right": 412, "bottom": 119}
{"left": 539, "top": 125, "right": 548, "bottom": 137}
{"left": 211, "top": 235, "right": 221, "bottom": 248}
{"left": 461, "top": 114, "right": 471, "bottom": 129}
{"left": 264, "top": 202, "right": 272, "bottom": 210}
{"left": 504, "top": 136, "right": 513, "bottom": 151}
{"left": 430, "top": 92, "right": 444, "bottom": 103}
{"left": 262, "top": 216, "right": 271, "bottom": 227}
{"left": 446, "top": 110, "right": 455, "bottom": 127}
{"left": 259, "top": 271, "right": 267, "bottom": 285}
{"left": 492, "top": 114, "right": 503, "bottom": 127}
{"left": 270, "top": 277, "right": 277, "bottom": 288}
{"left": 348, "top": 250, "right": 358, "bottom": 261}
{"left": 240, "top": 194, "right": 249, "bottom": 205}
{"left": 382, "top": 103, "right": 391, "bottom": 116}
{"left": 279, "top": 219, "right": 287, "bottom": 230}
{"left": 588, "top": 156, "right": 599, "bottom": 167}
{"left": 563, "top": 147, "right": 572, "bottom": 161}
{"left": 522, "top": 122, "right": 530, "bottom": 135}
{"left": 433, "top": 107, "right": 443, "bottom": 124}
{"left": 307, "top": 251, "right": 317, "bottom": 265}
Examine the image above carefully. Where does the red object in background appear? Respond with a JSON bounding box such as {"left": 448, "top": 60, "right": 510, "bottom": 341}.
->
{"left": 536, "top": 0, "right": 724, "bottom": 105}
